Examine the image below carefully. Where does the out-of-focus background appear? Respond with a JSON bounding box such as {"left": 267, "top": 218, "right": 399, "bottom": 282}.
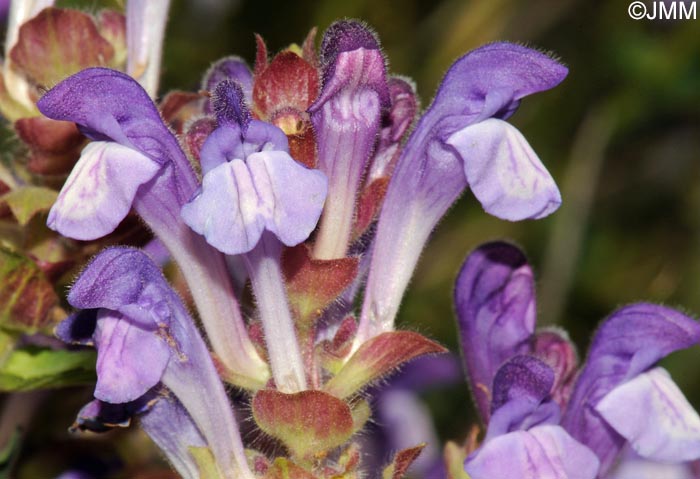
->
{"left": 3, "top": 0, "right": 700, "bottom": 476}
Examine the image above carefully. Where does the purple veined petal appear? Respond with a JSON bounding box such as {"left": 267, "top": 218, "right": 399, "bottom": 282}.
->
{"left": 247, "top": 149, "right": 327, "bottom": 247}
{"left": 198, "top": 121, "right": 289, "bottom": 175}
{"left": 454, "top": 242, "right": 537, "bottom": 422}
{"left": 47, "top": 141, "right": 160, "bottom": 240}
{"left": 485, "top": 355, "right": 559, "bottom": 440}
{"left": 562, "top": 303, "right": 700, "bottom": 475}
{"left": 183, "top": 150, "right": 327, "bottom": 255}
{"left": 182, "top": 160, "right": 265, "bottom": 255}
{"left": 67, "top": 247, "right": 256, "bottom": 479}
{"left": 314, "top": 19, "right": 390, "bottom": 108}
{"left": 596, "top": 367, "right": 700, "bottom": 463}
{"left": 465, "top": 425, "right": 600, "bottom": 479}
{"left": 139, "top": 393, "right": 206, "bottom": 479}
{"left": 368, "top": 76, "right": 419, "bottom": 182}
{"left": 126, "top": 0, "right": 171, "bottom": 97}
{"left": 491, "top": 355, "right": 555, "bottom": 414}
{"left": 202, "top": 56, "right": 253, "bottom": 112}
{"left": 93, "top": 310, "right": 170, "bottom": 404}
{"left": 447, "top": 118, "right": 561, "bottom": 220}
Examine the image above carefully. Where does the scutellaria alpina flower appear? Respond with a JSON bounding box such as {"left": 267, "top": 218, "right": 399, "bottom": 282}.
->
{"left": 455, "top": 242, "right": 700, "bottom": 478}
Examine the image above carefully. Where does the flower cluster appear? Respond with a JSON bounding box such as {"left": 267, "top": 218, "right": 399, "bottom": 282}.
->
{"left": 2, "top": 1, "right": 698, "bottom": 478}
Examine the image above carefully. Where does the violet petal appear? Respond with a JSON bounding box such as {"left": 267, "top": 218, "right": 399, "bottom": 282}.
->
{"left": 464, "top": 425, "right": 599, "bottom": 479}
{"left": 47, "top": 141, "right": 160, "bottom": 240}
{"left": 447, "top": 118, "right": 561, "bottom": 220}
{"left": 182, "top": 150, "right": 327, "bottom": 255}
{"left": 486, "top": 355, "right": 559, "bottom": 440}
{"left": 562, "top": 303, "right": 700, "bottom": 474}
{"left": 596, "top": 367, "right": 700, "bottom": 462}
{"left": 454, "top": 241, "right": 536, "bottom": 421}
{"left": 93, "top": 310, "right": 170, "bottom": 403}
{"left": 139, "top": 393, "right": 206, "bottom": 479}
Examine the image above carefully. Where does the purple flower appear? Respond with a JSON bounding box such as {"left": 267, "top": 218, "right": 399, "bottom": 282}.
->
{"left": 309, "top": 20, "right": 389, "bottom": 259}
{"left": 455, "top": 241, "right": 700, "bottom": 478}
{"left": 358, "top": 43, "right": 567, "bottom": 346}
{"left": 57, "top": 247, "right": 255, "bottom": 479}
{"left": 465, "top": 355, "right": 599, "bottom": 478}
{"left": 39, "top": 67, "right": 268, "bottom": 386}
{"left": 182, "top": 80, "right": 328, "bottom": 256}
{"left": 182, "top": 80, "right": 326, "bottom": 392}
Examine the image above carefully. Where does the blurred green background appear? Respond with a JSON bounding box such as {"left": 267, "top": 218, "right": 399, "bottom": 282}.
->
{"left": 5, "top": 0, "right": 700, "bottom": 475}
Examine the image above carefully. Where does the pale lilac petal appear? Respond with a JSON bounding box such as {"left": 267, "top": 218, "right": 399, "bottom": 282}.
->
{"left": 465, "top": 425, "right": 599, "bottom": 479}
{"left": 596, "top": 367, "right": 700, "bottom": 462}
{"left": 182, "top": 160, "right": 265, "bottom": 255}
{"left": 47, "top": 142, "right": 160, "bottom": 240}
{"left": 66, "top": 247, "right": 254, "bottom": 478}
{"left": 447, "top": 118, "right": 561, "bottom": 220}
{"left": 455, "top": 242, "right": 536, "bottom": 420}
{"left": 93, "top": 310, "right": 170, "bottom": 403}
{"left": 563, "top": 304, "right": 700, "bottom": 474}
{"left": 183, "top": 150, "right": 327, "bottom": 255}
{"left": 247, "top": 150, "right": 327, "bottom": 247}
{"left": 198, "top": 121, "right": 289, "bottom": 175}
{"left": 607, "top": 449, "right": 698, "bottom": 479}
{"left": 126, "top": 0, "right": 171, "bottom": 96}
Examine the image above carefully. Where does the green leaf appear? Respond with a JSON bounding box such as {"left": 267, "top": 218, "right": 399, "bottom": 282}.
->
{"left": 0, "top": 247, "right": 59, "bottom": 333}
{"left": 0, "top": 348, "right": 96, "bottom": 392}
{"left": 1, "top": 187, "right": 57, "bottom": 226}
